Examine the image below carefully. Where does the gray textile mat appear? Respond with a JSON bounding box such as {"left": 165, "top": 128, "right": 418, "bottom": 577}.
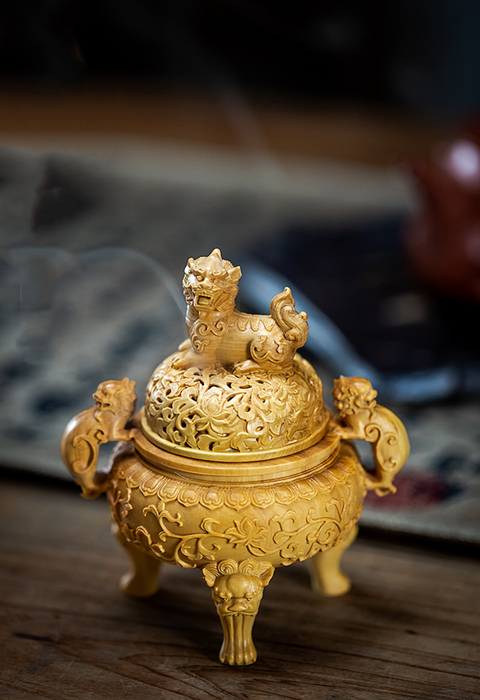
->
{"left": 1, "top": 144, "right": 479, "bottom": 544}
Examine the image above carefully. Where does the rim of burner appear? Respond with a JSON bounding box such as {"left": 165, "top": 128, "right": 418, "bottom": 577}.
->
{"left": 133, "top": 415, "right": 340, "bottom": 484}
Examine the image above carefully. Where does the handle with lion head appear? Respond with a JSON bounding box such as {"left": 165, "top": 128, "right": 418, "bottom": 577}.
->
{"left": 60, "top": 378, "right": 137, "bottom": 498}
{"left": 331, "top": 376, "right": 410, "bottom": 496}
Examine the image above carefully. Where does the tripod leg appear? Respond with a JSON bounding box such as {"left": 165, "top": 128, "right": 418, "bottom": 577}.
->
{"left": 112, "top": 522, "right": 162, "bottom": 597}
{"left": 309, "top": 525, "right": 358, "bottom": 597}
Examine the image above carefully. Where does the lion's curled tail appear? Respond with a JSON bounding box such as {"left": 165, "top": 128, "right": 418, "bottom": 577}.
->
{"left": 270, "top": 287, "right": 309, "bottom": 347}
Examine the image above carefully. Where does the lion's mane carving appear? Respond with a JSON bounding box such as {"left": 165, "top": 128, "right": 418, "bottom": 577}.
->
{"left": 61, "top": 378, "right": 137, "bottom": 498}
{"left": 332, "top": 376, "right": 410, "bottom": 496}
{"left": 332, "top": 376, "right": 378, "bottom": 415}
{"left": 173, "top": 248, "right": 309, "bottom": 373}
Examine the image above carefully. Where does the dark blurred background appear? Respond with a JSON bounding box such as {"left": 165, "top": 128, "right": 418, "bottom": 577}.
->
{"left": 1, "top": 0, "right": 480, "bottom": 119}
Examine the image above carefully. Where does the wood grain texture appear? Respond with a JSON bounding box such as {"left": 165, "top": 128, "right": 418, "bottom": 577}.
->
{"left": 1, "top": 475, "right": 479, "bottom": 700}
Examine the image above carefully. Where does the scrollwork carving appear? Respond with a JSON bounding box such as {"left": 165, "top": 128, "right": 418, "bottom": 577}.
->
{"left": 60, "top": 378, "right": 137, "bottom": 498}
{"left": 114, "top": 443, "right": 354, "bottom": 511}
{"left": 332, "top": 376, "right": 410, "bottom": 496}
{"left": 143, "top": 353, "right": 325, "bottom": 457}
{"left": 108, "top": 442, "right": 364, "bottom": 570}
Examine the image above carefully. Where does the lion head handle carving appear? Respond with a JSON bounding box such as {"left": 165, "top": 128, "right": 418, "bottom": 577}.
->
{"left": 174, "top": 248, "right": 309, "bottom": 373}
{"left": 332, "top": 376, "right": 410, "bottom": 496}
{"left": 60, "top": 378, "right": 137, "bottom": 499}
{"left": 332, "top": 376, "right": 378, "bottom": 416}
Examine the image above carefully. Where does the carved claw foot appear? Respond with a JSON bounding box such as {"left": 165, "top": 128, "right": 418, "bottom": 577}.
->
{"left": 219, "top": 610, "right": 257, "bottom": 665}
{"left": 113, "top": 523, "right": 162, "bottom": 598}
{"left": 202, "top": 559, "right": 274, "bottom": 666}
{"left": 308, "top": 525, "right": 358, "bottom": 597}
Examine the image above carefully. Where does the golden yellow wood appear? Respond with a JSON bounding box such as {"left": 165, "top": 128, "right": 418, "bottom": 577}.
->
{"left": 61, "top": 249, "right": 410, "bottom": 666}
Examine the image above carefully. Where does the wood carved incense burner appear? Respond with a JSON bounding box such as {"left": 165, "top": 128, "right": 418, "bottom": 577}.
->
{"left": 61, "top": 249, "right": 410, "bottom": 666}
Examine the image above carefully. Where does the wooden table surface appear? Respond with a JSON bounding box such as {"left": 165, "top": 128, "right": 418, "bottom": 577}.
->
{"left": 1, "top": 471, "right": 478, "bottom": 700}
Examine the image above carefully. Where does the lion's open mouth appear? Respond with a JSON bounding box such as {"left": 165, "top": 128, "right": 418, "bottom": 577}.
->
{"left": 195, "top": 294, "right": 212, "bottom": 307}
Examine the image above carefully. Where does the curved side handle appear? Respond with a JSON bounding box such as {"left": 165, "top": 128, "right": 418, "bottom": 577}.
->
{"left": 60, "top": 378, "right": 137, "bottom": 498}
{"left": 331, "top": 376, "right": 410, "bottom": 497}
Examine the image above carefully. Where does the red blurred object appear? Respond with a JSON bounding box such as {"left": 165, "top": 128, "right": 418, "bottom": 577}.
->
{"left": 405, "top": 121, "right": 480, "bottom": 304}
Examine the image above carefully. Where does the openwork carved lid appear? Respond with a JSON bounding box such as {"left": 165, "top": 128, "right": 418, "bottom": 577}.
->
{"left": 142, "top": 353, "right": 327, "bottom": 462}
{"left": 140, "top": 250, "right": 327, "bottom": 462}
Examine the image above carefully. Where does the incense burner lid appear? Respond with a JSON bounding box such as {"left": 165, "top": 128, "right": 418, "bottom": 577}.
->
{"left": 141, "top": 352, "right": 328, "bottom": 462}
{"left": 138, "top": 248, "right": 325, "bottom": 462}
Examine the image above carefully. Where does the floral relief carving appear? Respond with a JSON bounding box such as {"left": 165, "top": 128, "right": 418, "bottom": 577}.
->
{"left": 109, "top": 481, "right": 133, "bottom": 520}
{"left": 110, "top": 450, "right": 362, "bottom": 569}
{"left": 115, "top": 444, "right": 357, "bottom": 512}
{"left": 225, "top": 518, "right": 268, "bottom": 549}
{"left": 143, "top": 353, "right": 326, "bottom": 456}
